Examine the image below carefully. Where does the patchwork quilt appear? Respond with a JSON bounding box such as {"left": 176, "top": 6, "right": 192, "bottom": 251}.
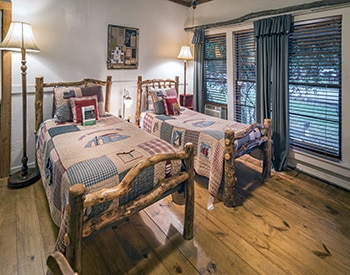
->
{"left": 36, "top": 115, "right": 181, "bottom": 228}
{"left": 142, "top": 108, "right": 268, "bottom": 197}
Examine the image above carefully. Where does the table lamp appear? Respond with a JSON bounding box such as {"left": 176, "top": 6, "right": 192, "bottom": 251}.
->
{"left": 177, "top": 45, "right": 193, "bottom": 106}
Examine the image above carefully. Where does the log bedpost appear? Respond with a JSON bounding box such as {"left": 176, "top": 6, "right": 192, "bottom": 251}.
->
{"left": 135, "top": 75, "right": 142, "bottom": 127}
{"left": 183, "top": 142, "right": 194, "bottom": 240}
{"left": 262, "top": 118, "right": 272, "bottom": 180}
{"left": 34, "top": 76, "right": 44, "bottom": 135}
{"left": 66, "top": 183, "right": 85, "bottom": 274}
{"left": 223, "top": 129, "right": 236, "bottom": 207}
{"left": 175, "top": 76, "right": 179, "bottom": 97}
{"left": 104, "top": 75, "right": 112, "bottom": 113}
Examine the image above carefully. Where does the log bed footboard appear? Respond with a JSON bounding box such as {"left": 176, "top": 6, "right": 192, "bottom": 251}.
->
{"left": 61, "top": 143, "right": 195, "bottom": 274}
{"left": 223, "top": 118, "right": 272, "bottom": 207}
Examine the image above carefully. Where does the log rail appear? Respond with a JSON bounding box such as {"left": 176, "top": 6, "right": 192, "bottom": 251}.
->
{"left": 65, "top": 143, "right": 194, "bottom": 274}
{"left": 223, "top": 118, "right": 272, "bottom": 207}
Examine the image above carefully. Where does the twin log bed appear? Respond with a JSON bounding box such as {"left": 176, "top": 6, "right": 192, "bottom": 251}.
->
{"left": 135, "top": 75, "right": 272, "bottom": 209}
{"left": 34, "top": 76, "right": 195, "bottom": 274}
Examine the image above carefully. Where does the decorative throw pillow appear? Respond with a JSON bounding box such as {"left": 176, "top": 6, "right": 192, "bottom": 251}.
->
{"left": 54, "top": 86, "right": 82, "bottom": 122}
{"left": 147, "top": 88, "right": 154, "bottom": 111}
{"left": 150, "top": 89, "right": 166, "bottom": 114}
{"left": 70, "top": 95, "right": 99, "bottom": 123}
{"left": 163, "top": 96, "right": 181, "bottom": 116}
{"left": 165, "top": 87, "right": 177, "bottom": 97}
{"left": 80, "top": 85, "right": 105, "bottom": 117}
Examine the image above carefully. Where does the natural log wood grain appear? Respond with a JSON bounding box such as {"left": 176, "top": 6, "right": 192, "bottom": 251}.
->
{"left": 66, "top": 184, "right": 85, "bottom": 274}
{"left": 47, "top": 251, "right": 77, "bottom": 275}
{"left": 184, "top": 0, "right": 350, "bottom": 31}
{"left": 0, "top": 1, "right": 12, "bottom": 180}
{"left": 262, "top": 118, "right": 272, "bottom": 180}
{"left": 64, "top": 143, "right": 194, "bottom": 274}
{"left": 223, "top": 129, "right": 235, "bottom": 207}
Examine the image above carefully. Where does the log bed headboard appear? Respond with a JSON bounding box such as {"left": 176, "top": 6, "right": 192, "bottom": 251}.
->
{"left": 34, "top": 75, "right": 112, "bottom": 134}
{"left": 135, "top": 75, "right": 179, "bottom": 127}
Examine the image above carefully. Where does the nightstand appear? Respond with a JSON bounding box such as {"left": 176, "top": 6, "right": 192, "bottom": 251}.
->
{"left": 179, "top": 94, "right": 193, "bottom": 109}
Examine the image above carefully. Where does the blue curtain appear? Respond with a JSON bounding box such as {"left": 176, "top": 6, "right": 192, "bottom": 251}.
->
{"left": 254, "top": 14, "right": 292, "bottom": 171}
{"left": 192, "top": 29, "right": 205, "bottom": 113}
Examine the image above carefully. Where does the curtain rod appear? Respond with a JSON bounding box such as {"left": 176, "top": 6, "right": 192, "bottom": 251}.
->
{"left": 184, "top": 0, "right": 350, "bottom": 32}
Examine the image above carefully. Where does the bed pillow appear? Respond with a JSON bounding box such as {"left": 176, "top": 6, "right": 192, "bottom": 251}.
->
{"left": 149, "top": 87, "right": 179, "bottom": 114}
{"left": 54, "top": 86, "right": 82, "bottom": 122}
{"left": 163, "top": 96, "right": 181, "bottom": 116}
{"left": 70, "top": 95, "right": 99, "bottom": 123}
{"left": 80, "top": 85, "right": 105, "bottom": 117}
{"left": 165, "top": 87, "right": 177, "bottom": 97}
{"left": 146, "top": 88, "right": 154, "bottom": 111}
{"left": 150, "top": 89, "right": 166, "bottom": 114}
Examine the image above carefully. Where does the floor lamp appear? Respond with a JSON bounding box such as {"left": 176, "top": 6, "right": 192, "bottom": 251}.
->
{"left": 0, "top": 21, "right": 41, "bottom": 188}
{"left": 177, "top": 45, "right": 193, "bottom": 107}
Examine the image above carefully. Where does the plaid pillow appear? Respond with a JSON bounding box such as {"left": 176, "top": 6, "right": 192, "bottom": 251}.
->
{"left": 163, "top": 96, "right": 181, "bottom": 116}
{"left": 150, "top": 89, "right": 165, "bottom": 114}
{"left": 70, "top": 95, "right": 99, "bottom": 123}
{"left": 54, "top": 87, "right": 82, "bottom": 122}
{"left": 80, "top": 86, "right": 105, "bottom": 117}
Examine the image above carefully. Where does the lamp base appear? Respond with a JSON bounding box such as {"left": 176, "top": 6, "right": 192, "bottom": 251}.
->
{"left": 8, "top": 167, "right": 41, "bottom": 189}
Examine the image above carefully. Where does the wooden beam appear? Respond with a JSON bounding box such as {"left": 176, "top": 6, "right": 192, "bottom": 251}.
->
{"left": 0, "top": 1, "right": 12, "bottom": 181}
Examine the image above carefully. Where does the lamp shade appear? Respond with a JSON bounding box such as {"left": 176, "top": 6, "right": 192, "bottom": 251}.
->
{"left": 177, "top": 45, "right": 193, "bottom": 60}
{"left": 0, "top": 21, "right": 40, "bottom": 52}
{"left": 124, "top": 95, "right": 133, "bottom": 108}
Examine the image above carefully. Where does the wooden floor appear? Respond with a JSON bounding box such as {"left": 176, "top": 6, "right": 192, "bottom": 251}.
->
{"left": 1, "top": 155, "right": 350, "bottom": 275}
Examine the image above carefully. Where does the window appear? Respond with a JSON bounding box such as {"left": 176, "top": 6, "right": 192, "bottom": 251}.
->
{"left": 233, "top": 30, "right": 256, "bottom": 124}
{"left": 204, "top": 34, "right": 227, "bottom": 105}
{"left": 231, "top": 16, "right": 342, "bottom": 161}
{"left": 288, "top": 16, "right": 342, "bottom": 160}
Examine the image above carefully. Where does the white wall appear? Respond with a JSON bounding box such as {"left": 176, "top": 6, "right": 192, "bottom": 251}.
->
{"left": 10, "top": 0, "right": 193, "bottom": 172}
{"left": 10, "top": 0, "right": 350, "bottom": 190}
{"left": 192, "top": 0, "right": 350, "bottom": 190}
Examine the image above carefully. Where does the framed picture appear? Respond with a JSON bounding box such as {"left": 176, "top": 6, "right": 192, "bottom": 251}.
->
{"left": 82, "top": 105, "right": 97, "bottom": 126}
{"left": 107, "top": 24, "right": 139, "bottom": 69}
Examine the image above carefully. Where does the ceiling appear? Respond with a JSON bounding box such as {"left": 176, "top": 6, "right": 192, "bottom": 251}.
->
{"left": 167, "top": 0, "right": 213, "bottom": 8}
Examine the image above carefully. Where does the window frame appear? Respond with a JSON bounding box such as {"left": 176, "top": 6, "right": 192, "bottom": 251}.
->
{"left": 288, "top": 15, "right": 342, "bottom": 161}
{"left": 203, "top": 33, "right": 227, "bottom": 106}
{"left": 232, "top": 29, "right": 256, "bottom": 124}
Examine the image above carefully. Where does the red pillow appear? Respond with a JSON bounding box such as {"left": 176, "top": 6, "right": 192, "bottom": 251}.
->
{"left": 163, "top": 96, "right": 181, "bottom": 116}
{"left": 70, "top": 96, "right": 99, "bottom": 123}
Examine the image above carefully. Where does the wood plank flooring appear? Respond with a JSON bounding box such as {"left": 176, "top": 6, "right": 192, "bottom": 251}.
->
{"left": 1, "top": 155, "right": 349, "bottom": 274}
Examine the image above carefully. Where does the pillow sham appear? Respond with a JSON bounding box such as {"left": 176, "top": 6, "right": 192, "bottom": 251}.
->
{"left": 70, "top": 95, "right": 99, "bottom": 123}
{"left": 149, "top": 87, "right": 179, "bottom": 114}
{"left": 165, "top": 87, "right": 177, "bottom": 97}
{"left": 54, "top": 86, "right": 82, "bottom": 122}
{"left": 80, "top": 85, "right": 105, "bottom": 117}
{"left": 53, "top": 85, "right": 105, "bottom": 122}
{"left": 163, "top": 96, "right": 181, "bottom": 116}
{"left": 150, "top": 89, "right": 166, "bottom": 114}
{"left": 146, "top": 88, "right": 154, "bottom": 112}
